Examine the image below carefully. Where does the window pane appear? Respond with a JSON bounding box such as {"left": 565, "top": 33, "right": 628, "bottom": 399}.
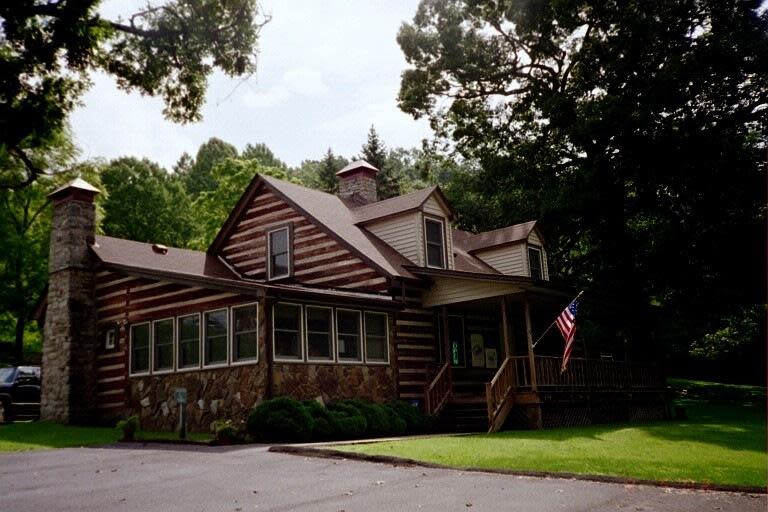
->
{"left": 205, "top": 310, "right": 228, "bottom": 365}
{"left": 306, "top": 307, "right": 332, "bottom": 360}
{"left": 131, "top": 324, "right": 150, "bottom": 373}
{"left": 365, "top": 312, "right": 388, "bottom": 362}
{"left": 426, "top": 243, "right": 444, "bottom": 268}
{"left": 528, "top": 247, "right": 543, "bottom": 280}
{"left": 425, "top": 219, "right": 443, "bottom": 244}
{"left": 178, "top": 315, "right": 200, "bottom": 368}
{"left": 337, "top": 310, "right": 361, "bottom": 361}
{"left": 233, "top": 305, "right": 258, "bottom": 362}
{"left": 153, "top": 319, "right": 174, "bottom": 371}
{"left": 270, "top": 229, "right": 288, "bottom": 253}
{"left": 272, "top": 252, "right": 289, "bottom": 277}
{"left": 274, "top": 303, "right": 301, "bottom": 359}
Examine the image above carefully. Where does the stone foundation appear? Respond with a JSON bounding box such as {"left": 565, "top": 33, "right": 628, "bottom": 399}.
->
{"left": 272, "top": 363, "right": 396, "bottom": 403}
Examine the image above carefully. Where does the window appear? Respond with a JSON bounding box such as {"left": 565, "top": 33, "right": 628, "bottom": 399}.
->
{"left": 306, "top": 306, "right": 333, "bottom": 361}
{"left": 364, "top": 312, "right": 388, "bottom": 363}
{"left": 424, "top": 217, "right": 446, "bottom": 268}
{"left": 104, "top": 328, "right": 116, "bottom": 350}
{"left": 153, "top": 319, "right": 174, "bottom": 372}
{"left": 336, "top": 309, "right": 362, "bottom": 362}
{"left": 130, "top": 323, "right": 150, "bottom": 374}
{"left": 528, "top": 246, "right": 543, "bottom": 280}
{"left": 232, "top": 304, "right": 259, "bottom": 363}
{"left": 178, "top": 314, "right": 200, "bottom": 368}
{"left": 267, "top": 226, "right": 291, "bottom": 280}
{"left": 204, "top": 309, "right": 228, "bottom": 366}
{"left": 440, "top": 315, "right": 465, "bottom": 368}
{"left": 273, "top": 303, "right": 302, "bottom": 360}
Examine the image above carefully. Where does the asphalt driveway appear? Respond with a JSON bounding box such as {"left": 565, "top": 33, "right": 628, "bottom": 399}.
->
{"left": 0, "top": 443, "right": 763, "bottom": 511}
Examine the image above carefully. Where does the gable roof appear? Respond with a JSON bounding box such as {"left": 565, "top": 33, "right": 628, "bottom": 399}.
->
{"left": 351, "top": 185, "right": 454, "bottom": 224}
{"left": 336, "top": 159, "right": 379, "bottom": 176}
{"left": 460, "top": 220, "right": 538, "bottom": 253}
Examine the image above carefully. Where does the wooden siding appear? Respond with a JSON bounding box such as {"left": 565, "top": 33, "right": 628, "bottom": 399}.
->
{"left": 219, "top": 187, "right": 388, "bottom": 293}
{"left": 365, "top": 212, "right": 421, "bottom": 264}
{"left": 394, "top": 289, "right": 439, "bottom": 401}
{"left": 528, "top": 230, "right": 549, "bottom": 280}
{"left": 422, "top": 277, "right": 523, "bottom": 308}
{"left": 475, "top": 243, "right": 527, "bottom": 276}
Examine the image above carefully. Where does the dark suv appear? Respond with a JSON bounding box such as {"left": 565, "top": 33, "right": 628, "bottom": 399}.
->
{"left": 0, "top": 366, "right": 41, "bottom": 422}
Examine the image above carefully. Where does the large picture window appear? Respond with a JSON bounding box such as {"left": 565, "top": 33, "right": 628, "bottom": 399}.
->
{"left": 153, "top": 318, "right": 174, "bottom": 372}
{"left": 424, "top": 217, "right": 446, "bottom": 268}
{"left": 267, "top": 226, "right": 291, "bottom": 280}
{"left": 306, "top": 306, "right": 333, "bottom": 361}
{"left": 204, "top": 309, "right": 228, "bottom": 366}
{"left": 273, "top": 303, "right": 302, "bottom": 360}
{"left": 364, "top": 312, "right": 388, "bottom": 363}
{"left": 336, "top": 309, "right": 362, "bottom": 362}
{"left": 232, "top": 304, "right": 259, "bottom": 362}
{"left": 178, "top": 314, "right": 200, "bottom": 369}
{"left": 130, "top": 323, "right": 150, "bottom": 375}
{"left": 528, "top": 246, "right": 543, "bottom": 280}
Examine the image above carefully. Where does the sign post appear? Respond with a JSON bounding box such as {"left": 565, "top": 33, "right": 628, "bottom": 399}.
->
{"left": 175, "top": 388, "right": 187, "bottom": 440}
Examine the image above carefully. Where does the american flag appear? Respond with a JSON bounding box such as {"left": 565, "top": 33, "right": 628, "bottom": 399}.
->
{"left": 556, "top": 297, "right": 580, "bottom": 373}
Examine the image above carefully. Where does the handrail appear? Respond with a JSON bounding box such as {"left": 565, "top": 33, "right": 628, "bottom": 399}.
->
{"left": 532, "top": 356, "right": 664, "bottom": 390}
{"left": 424, "top": 362, "right": 451, "bottom": 416}
{"left": 485, "top": 357, "right": 516, "bottom": 432}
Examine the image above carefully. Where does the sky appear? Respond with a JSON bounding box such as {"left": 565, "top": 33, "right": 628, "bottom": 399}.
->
{"left": 70, "top": 0, "right": 432, "bottom": 170}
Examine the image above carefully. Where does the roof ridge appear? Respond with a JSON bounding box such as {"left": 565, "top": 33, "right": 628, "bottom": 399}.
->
{"left": 467, "top": 219, "right": 536, "bottom": 239}
{"left": 351, "top": 185, "right": 437, "bottom": 212}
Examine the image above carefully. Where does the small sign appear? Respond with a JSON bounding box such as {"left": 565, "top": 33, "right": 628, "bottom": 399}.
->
{"left": 174, "top": 388, "right": 187, "bottom": 404}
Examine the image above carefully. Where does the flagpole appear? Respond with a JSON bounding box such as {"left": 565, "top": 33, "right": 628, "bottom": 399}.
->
{"left": 531, "top": 290, "right": 583, "bottom": 349}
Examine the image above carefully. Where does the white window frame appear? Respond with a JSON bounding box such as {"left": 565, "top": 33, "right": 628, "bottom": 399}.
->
{"left": 335, "top": 308, "right": 363, "bottom": 364}
{"left": 231, "top": 302, "right": 260, "bottom": 365}
{"left": 272, "top": 302, "right": 304, "bottom": 362}
{"left": 528, "top": 245, "right": 544, "bottom": 280}
{"left": 203, "top": 308, "right": 229, "bottom": 368}
{"left": 363, "top": 311, "right": 389, "bottom": 364}
{"left": 129, "top": 321, "right": 151, "bottom": 377}
{"left": 176, "top": 313, "right": 202, "bottom": 372}
{"left": 267, "top": 226, "right": 292, "bottom": 281}
{"left": 304, "top": 305, "right": 335, "bottom": 363}
{"left": 104, "top": 328, "right": 116, "bottom": 350}
{"left": 151, "top": 317, "right": 176, "bottom": 374}
{"left": 423, "top": 216, "right": 447, "bottom": 269}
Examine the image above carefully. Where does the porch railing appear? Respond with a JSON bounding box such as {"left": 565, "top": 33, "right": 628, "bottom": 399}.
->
{"left": 424, "top": 362, "right": 451, "bottom": 416}
{"left": 485, "top": 357, "right": 516, "bottom": 432}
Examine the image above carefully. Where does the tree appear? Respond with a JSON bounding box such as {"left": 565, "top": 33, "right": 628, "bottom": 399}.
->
{"left": 398, "top": 0, "right": 767, "bottom": 356}
{"left": 316, "top": 148, "right": 346, "bottom": 193}
{"left": 1, "top": 0, "right": 267, "bottom": 189}
{"left": 101, "top": 157, "right": 195, "bottom": 247}
{"left": 242, "top": 143, "right": 287, "bottom": 169}
{"left": 360, "top": 126, "right": 401, "bottom": 199}
{"left": 183, "top": 138, "right": 238, "bottom": 197}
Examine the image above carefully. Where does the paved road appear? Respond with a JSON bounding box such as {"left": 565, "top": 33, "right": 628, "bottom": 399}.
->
{"left": 0, "top": 443, "right": 763, "bottom": 511}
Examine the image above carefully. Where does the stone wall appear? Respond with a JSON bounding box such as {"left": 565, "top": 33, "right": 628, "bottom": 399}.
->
{"left": 272, "top": 364, "right": 397, "bottom": 403}
{"left": 338, "top": 170, "right": 377, "bottom": 204}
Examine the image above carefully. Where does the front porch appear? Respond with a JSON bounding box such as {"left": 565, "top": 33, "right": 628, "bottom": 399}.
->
{"left": 421, "top": 283, "right": 667, "bottom": 431}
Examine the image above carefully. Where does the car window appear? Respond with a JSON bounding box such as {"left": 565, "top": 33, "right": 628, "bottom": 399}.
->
{"left": 0, "top": 368, "right": 16, "bottom": 384}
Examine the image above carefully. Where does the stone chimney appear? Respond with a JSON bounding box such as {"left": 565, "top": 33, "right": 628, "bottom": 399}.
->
{"left": 336, "top": 160, "right": 378, "bottom": 205}
{"left": 41, "top": 178, "right": 100, "bottom": 424}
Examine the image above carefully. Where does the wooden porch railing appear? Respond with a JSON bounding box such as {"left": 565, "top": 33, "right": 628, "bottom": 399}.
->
{"left": 485, "top": 357, "right": 516, "bottom": 432}
{"left": 424, "top": 362, "right": 451, "bottom": 416}
{"left": 532, "top": 356, "right": 664, "bottom": 390}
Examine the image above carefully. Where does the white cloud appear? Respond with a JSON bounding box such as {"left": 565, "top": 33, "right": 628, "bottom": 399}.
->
{"left": 283, "top": 67, "right": 330, "bottom": 97}
{"left": 242, "top": 85, "right": 291, "bottom": 108}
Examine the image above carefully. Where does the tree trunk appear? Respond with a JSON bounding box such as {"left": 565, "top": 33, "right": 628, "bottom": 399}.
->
{"left": 14, "top": 312, "right": 25, "bottom": 365}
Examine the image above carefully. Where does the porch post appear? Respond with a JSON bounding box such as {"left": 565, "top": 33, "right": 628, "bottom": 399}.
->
{"left": 500, "top": 295, "right": 512, "bottom": 358}
{"left": 523, "top": 294, "right": 538, "bottom": 392}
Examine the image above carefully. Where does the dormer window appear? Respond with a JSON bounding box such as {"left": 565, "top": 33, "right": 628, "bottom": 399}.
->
{"left": 424, "top": 217, "right": 446, "bottom": 269}
{"left": 267, "top": 225, "right": 292, "bottom": 280}
{"left": 528, "top": 246, "right": 543, "bottom": 280}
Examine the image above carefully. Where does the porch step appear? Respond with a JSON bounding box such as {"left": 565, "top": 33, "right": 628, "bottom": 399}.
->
{"left": 435, "top": 400, "right": 488, "bottom": 433}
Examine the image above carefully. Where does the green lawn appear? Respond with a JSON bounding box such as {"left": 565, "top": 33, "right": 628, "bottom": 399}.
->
{"left": 0, "top": 422, "right": 210, "bottom": 452}
{"left": 339, "top": 379, "right": 767, "bottom": 488}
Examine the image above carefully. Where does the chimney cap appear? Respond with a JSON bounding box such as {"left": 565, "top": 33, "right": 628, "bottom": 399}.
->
{"left": 48, "top": 177, "right": 100, "bottom": 199}
{"left": 336, "top": 159, "right": 379, "bottom": 176}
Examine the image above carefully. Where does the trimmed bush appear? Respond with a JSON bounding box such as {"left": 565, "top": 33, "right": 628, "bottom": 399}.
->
{"left": 326, "top": 402, "right": 367, "bottom": 439}
{"left": 332, "top": 399, "right": 402, "bottom": 437}
{"left": 211, "top": 419, "right": 242, "bottom": 445}
{"left": 302, "top": 400, "right": 339, "bottom": 440}
{"left": 116, "top": 415, "right": 140, "bottom": 441}
{"left": 247, "top": 397, "right": 314, "bottom": 442}
{"left": 386, "top": 400, "right": 431, "bottom": 434}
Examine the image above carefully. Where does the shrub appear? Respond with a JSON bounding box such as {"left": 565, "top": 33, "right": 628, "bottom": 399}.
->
{"left": 326, "top": 402, "right": 367, "bottom": 439}
{"left": 116, "top": 415, "right": 140, "bottom": 441}
{"left": 247, "top": 397, "right": 314, "bottom": 443}
{"left": 211, "top": 419, "right": 242, "bottom": 445}
{"left": 302, "top": 400, "right": 339, "bottom": 440}
{"left": 386, "top": 400, "right": 431, "bottom": 434}
{"left": 332, "top": 399, "right": 401, "bottom": 437}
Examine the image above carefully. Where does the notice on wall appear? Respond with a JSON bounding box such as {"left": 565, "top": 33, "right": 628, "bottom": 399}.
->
{"left": 470, "top": 334, "right": 485, "bottom": 367}
{"left": 485, "top": 348, "right": 498, "bottom": 369}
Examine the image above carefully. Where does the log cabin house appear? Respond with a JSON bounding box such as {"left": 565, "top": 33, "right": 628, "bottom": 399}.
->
{"left": 38, "top": 162, "right": 667, "bottom": 432}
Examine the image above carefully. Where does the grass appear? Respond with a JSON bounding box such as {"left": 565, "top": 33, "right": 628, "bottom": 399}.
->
{"left": 0, "top": 422, "right": 211, "bottom": 453}
{"left": 338, "top": 379, "right": 767, "bottom": 488}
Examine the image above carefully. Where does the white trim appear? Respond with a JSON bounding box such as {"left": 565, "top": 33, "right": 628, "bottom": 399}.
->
{"left": 203, "top": 308, "right": 229, "bottom": 368}
{"left": 231, "top": 302, "right": 260, "bottom": 365}
{"left": 272, "top": 302, "right": 304, "bottom": 362}
{"left": 363, "top": 311, "right": 390, "bottom": 364}
{"left": 267, "top": 226, "right": 291, "bottom": 281}
{"left": 527, "top": 245, "right": 544, "bottom": 280}
{"left": 128, "top": 322, "right": 151, "bottom": 376}
{"left": 335, "top": 308, "right": 363, "bottom": 363}
{"left": 152, "top": 317, "right": 176, "bottom": 374}
{"left": 423, "top": 216, "right": 447, "bottom": 269}
{"left": 177, "top": 313, "right": 202, "bottom": 370}
{"left": 304, "top": 305, "right": 335, "bottom": 363}
{"left": 104, "top": 329, "right": 116, "bottom": 350}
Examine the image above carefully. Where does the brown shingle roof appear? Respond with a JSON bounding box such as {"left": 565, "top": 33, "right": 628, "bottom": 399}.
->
{"left": 459, "top": 221, "right": 538, "bottom": 252}
{"left": 352, "top": 186, "right": 449, "bottom": 224}
{"left": 336, "top": 159, "right": 379, "bottom": 176}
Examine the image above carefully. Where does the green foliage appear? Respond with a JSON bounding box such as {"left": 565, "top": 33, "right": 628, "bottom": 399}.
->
{"left": 100, "top": 157, "right": 194, "bottom": 247}
{"left": 292, "top": 149, "right": 349, "bottom": 193}
{"left": 0, "top": 1, "right": 265, "bottom": 189}
{"left": 326, "top": 402, "right": 368, "bottom": 439}
{"left": 210, "top": 419, "right": 242, "bottom": 444}
{"left": 397, "top": 0, "right": 768, "bottom": 360}
{"left": 360, "top": 126, "right": 401, "bottom": 199}
{"left": 332, "top": 399, "right": 404, "bottom": 437}
{"left": 247, "top": 397, "right": 314, "bottom": 443}
{"left": 116, "top": 415, "right": 140, "bottom": 441}
{"left": 386, "top": 400, "right": 431, "bottom": 434}
{"left": 690, "top": 306, "right": 764, "bottom": 361}
{"left": 302, "top": 400, "right": 339, "bottom": 440}
{"left": 242, "top": 143, "right": 287, "bottom": 169}
{"left": 182, "top": 138, "right": 239, "bottom": 197}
